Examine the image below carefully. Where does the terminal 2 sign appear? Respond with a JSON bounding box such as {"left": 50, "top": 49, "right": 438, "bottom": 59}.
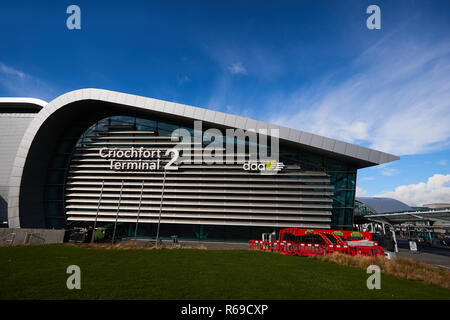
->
{"left": 98, "top": 121, "right": 284, "bottom": 173}
{"left": 99, "top": 146, "right": 284, "bottom": 174}
{"left": 99, "top": 147, "right": 179, "bottom": 171}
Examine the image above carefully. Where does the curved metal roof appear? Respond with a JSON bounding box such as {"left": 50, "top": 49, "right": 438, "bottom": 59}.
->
{"left": 8, "top": 89, "right": 399, "bottom": 227}
{"left": 21, "top": 89, "right": 398, "bottom": 163}
{"left": 0, "top": 97, "right": 47, "bottom": 112}
{"left": 356, "top": 197, "right": 412, "bottom": 214}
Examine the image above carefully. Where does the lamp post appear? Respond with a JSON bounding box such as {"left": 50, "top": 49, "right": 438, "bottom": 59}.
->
{"left": 155, "top": 169, "right": 167, "bottom": 248}
{"left": 112, "top": 180, "right": 124, "bottom": 245}
{"left": 91, "top": 180, "right": 104, "bottom": 243}
{"left": 134, "top": 180, "right": 145, "bottom": 242}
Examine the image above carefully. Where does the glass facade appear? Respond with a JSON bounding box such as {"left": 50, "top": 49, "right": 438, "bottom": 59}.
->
{"left": 278, "top": 145, "right": 357, "bottom": 230}
{"left": 44, "top": 113, "right": 357, "bottom": 240}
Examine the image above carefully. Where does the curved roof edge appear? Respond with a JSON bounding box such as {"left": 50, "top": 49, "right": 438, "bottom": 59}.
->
{"left": 6, "top": 88, "right": 399, "bottom": 228}
{"left": 43, "top": 88, "right": 398, "bottom": 167}
{"left": 356, "top": 197, "right": 412, "bottom": 214}
{"left": 0, "top": 97, "right": 47, "bottom": 110}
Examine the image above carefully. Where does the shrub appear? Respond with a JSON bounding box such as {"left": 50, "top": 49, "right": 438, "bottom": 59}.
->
{"left": 313, "top": 252, "right": 450, "bottom": 289}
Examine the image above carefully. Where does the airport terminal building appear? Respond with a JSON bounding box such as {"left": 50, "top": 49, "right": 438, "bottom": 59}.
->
{"left": 0, "top": 89, "right": 398, "bottom": 242}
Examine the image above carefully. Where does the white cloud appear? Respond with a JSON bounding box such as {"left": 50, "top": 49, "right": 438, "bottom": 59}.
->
{"left": 356, "top": 186, "right": 369, "bottom": 197}
{"left": 381, "top": 167, "right": 399, "bottom": 177}
{"left": 376, "top": 174, "right": 450, "bottom": 206}
{"left": 0, "top": 61, "right": 56, "bottom": 100}
{"left": 0, "top": 63, "right": 25, "bottom": 79}
{"left": 269, "top": 31, "right": 450, "bottom": 156}
{"left": 176, "top": 75, "right": 191, "bottom": 85}
{"left": 438, "top": 160, "right": 448, "bottom": 166}
{"left": 205, "top": 42, "right": 284, "bottom": 80}
{"left": 227, "top": 62, "right": 247, "bottom": 75}
{"left": 204, "top": 42, "right": 285, "bottom": 112}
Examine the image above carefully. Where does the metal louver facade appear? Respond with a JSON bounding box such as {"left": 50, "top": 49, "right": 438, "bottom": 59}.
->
{"left": 6, "top": 89, "right": 399, "bottom": 237}
{"left": 64, "top": 116, "right": 335, "bottom": 229}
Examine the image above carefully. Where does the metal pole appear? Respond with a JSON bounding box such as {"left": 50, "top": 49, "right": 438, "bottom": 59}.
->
{"left": 134, "top": 180, "right": 145, "bottom": 242}
{"left": 91, "top": 180, "right": 105, "bottom": 243}
{"left": 390, "top": 223, "right": 399, "bottom": 253}
{"left": 156, "top": 169, "right": 167, "bottom": 248}
{"left": 112, "top": 180, "right": 124, "bottom": 245}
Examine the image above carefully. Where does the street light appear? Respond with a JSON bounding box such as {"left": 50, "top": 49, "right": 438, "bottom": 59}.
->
{"left": 155, "top": 169, "right": 167, "bottom": 248}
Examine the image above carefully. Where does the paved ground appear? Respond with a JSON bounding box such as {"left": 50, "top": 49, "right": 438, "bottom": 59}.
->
{"left": 180, "top": 240, "right": 249, "bottom": 250}
{"left": 396, "top": 240, "right": 450, "bottom": 269}
{"left": 124, "top": 238, "right": 249, "bottom": 250}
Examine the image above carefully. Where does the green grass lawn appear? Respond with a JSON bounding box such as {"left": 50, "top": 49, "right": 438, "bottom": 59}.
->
{"left": 1, "top": 244, "right": 449, "bottom": 300}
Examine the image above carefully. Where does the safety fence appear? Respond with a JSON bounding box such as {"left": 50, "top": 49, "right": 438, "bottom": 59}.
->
{"left": 0, "top": 228, "right": 65, "bottom": 245}
{"left": 248, "top": 240, "right": 384, "bottom": 257}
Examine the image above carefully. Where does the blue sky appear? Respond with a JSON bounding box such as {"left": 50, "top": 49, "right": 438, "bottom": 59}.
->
{"left": 0, "top": 0, "right": 449, "bottom": 206}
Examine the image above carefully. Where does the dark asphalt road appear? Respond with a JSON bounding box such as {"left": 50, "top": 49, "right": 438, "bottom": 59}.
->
{"left": 396, "top": 240, "right": 450, "bottom": 269}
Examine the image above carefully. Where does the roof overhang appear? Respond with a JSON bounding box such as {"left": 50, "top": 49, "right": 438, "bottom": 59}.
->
{"left": 367, "top": 209, "right": 450, "bottom": 225}
{"left": 29, "top": 89, "right": 397, "bottom": 167}
{"left": 7, "top": 88, "right": 399, "bottom": 228}
{"left": 0, "top": 97, "right": 47, "bottom": 113}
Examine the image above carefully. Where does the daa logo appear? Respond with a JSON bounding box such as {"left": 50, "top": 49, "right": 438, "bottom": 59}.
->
{"left": 243, "top": 160, "right": 284, "bottom": 174}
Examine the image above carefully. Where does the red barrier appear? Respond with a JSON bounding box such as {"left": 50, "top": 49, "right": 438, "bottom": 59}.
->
{"left": 279, "top": 228, "right": 373, "bottom": 243}
{"left": 249, "top": 228, "right": 384, "bottom": 258}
